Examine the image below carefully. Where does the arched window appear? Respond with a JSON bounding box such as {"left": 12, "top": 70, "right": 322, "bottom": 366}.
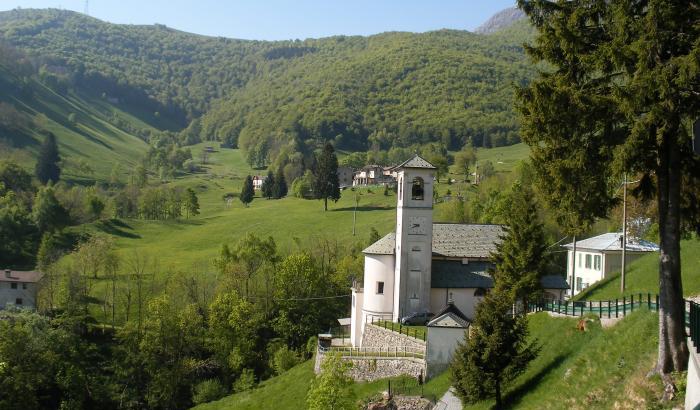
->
{"left": 411, "top": 177, "right": 424, "bottom": 200}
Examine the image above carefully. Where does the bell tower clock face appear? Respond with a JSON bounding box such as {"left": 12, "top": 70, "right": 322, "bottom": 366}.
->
{"left": 408, "top": 216, "right": 427, "bottom": 235}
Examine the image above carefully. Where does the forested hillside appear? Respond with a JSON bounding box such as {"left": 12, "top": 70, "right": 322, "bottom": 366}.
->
{"left": 0, "top": 8, "right": 535, "bottom": 163}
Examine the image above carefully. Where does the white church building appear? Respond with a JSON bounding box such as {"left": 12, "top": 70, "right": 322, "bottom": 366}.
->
{"left": 349, "top": 155, "right": 569, "bottom": 347}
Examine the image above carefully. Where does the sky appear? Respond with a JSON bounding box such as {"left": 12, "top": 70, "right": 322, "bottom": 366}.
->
{"left": 1, "top": 1, "right": 517, "bottom": 40}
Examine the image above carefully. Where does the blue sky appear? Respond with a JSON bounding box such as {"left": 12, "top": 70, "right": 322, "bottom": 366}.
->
{"left": 1, "top": 1, "right": 517, "bottom": 40}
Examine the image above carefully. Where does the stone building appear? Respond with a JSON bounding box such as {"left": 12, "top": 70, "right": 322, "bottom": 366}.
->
{"left": 0, "top": 269, "right": 43, "bottom": 310}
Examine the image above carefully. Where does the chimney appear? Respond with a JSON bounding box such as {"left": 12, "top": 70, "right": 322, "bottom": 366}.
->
{"left": 5, "top": 269, "right": 11, "bottom": 278}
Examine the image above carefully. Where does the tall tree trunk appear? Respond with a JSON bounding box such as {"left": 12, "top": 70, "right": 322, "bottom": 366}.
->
{"left": 656, "top": 129, "right": 688, "bottom": 373}
{"left": 495, "top": 376, "right": 502, "bottom": 409}
{"left": 324, "top": 196, "right": 328, "bottom": 211}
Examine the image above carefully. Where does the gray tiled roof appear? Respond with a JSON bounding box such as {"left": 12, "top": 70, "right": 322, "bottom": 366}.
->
{"left": 427, "top": 302, "right": 471, "bottom": 328}
{"left": 397, "top": 155, "right": 436, "bottom": 169}
{"left": 432, "top": 224, "right": 504, "bottom": 258}
{"left": 363, "top": 233, "right": 396, "bottom": 255}
{"left": 431, "top": 260, "right": 494, "bottom": 288}
{"left": 540, "top": 275, "right": 570, "bottom": 290}
{"left": 562, "top": 232, "right": 659, "bottom": 252}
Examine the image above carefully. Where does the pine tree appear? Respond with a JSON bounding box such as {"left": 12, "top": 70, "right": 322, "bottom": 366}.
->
{"left": 261, "top": 171, "right": 274, "bottom": 199}
{"left": 491, "top": 183, "right": 548, "bottom": 309}
{"left": 35, "top": 132, "right": 61, "bottom": 185}
{"left": 313, "top": 142, "right": 340, "bottom": 211}
{"left": 273, "top": 168, "right": 287, "bottom": 199}
{"left": 240, "top": 175, "right": 254, "bottom": 207}
{"left": 516, "top": 0, "right": 700, "bottom": 374}
{"left": 451, "top": 290, "right": 539, "bottom": 409}
{"left": 184, "top": 188, "right": 200, "bottom": 218}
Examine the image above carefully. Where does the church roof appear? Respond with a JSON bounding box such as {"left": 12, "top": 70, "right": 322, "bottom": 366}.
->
{"left": 396, "top": 154, "right": 436, "bottom": 169}
{"left": 362, "top": 224, "right": 504, "bottom": 258}
{"left": 562, "top": 232, "right": 659, "bottom": 253}
{"left": 427, "top": 302, "right": 471, "bottom": 328}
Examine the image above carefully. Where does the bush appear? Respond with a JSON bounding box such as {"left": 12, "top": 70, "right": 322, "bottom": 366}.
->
{"left": 233, "top": 368, "right": 256, "bottom": 392}
{"left": 192, "top": 379, "right": 227, "bottom": 405}
{"left": 306, "top": 336, "right": 318, "bottom": 358}
{"left": 272, "top": 345, "right": 301, "bottom": 375}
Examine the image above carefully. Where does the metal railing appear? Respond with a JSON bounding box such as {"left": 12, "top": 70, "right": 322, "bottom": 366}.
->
{"left": 319, "top": 345, "right": 425, "bottom": 359}
{"left": 688, "top": 300, "right": 700, "bottom": 353}
{"left": 527, "top": 293, "right": 659, "bottom": 318}
{"left": 366, "top": 315, "right": 427, "bottom": 342}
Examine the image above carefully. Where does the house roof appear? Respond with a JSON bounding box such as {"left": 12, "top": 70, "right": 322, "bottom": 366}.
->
{"left": 397, "top": 155, "right": 436, "bottom": 170}
{"left": 562, "top": 232, "right": 659, "bottom": 253}
{"left": 427, "top": 302, "right": 471, "bottom": 328}
{"left": 363, "top": 224, "right": 504, "bottom": 258}
{"left": 430, "top": 260, "right": 570, "bottom": 290}
{"left": 0, "top": 270, "right": 43, "bottom": 283}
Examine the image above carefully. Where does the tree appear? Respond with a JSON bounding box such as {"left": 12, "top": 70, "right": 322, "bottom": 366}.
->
{"left": 32, "top": 185, "right": 69, "bottom": 234}
{"left": 35, "top": 132, "right": 61, "bottom": 184}
{"left": 451, "top": 290, "right": 539, "bottom": 409}
{"left": 261, "top": 170, "right": 274, "bottom": 199}
{"left": 313, "top": 142, "right": 340, "bottom": 211}
{"left": 272, "top": 168, "right": 287, "bottom": 199}
{"left": 306, "top": 352, "right": 353, "bottom": 410}
{"left": 454, "top": 147, "right": 477, "bottom": 182}
{"left": 240, "top": 175, "right": 254, "bottom": 207}
{"left": 0, "top": 160, "right": 33, "bottom": 193}
{"left": 184, "top": 188, "right": 200, "bottom": 218}
{"left": 491, "top": 183, "right": 548, "bottom": 309}
{"left": 516, "top": 0, "right": 700, "bottom": 374}
{"left": 0, "top": 191, "right": 37, "bottom": 266}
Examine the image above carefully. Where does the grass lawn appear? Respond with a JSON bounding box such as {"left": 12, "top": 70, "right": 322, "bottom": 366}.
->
{"left": 575, "top": 239, "right": 700, "bottom": 300}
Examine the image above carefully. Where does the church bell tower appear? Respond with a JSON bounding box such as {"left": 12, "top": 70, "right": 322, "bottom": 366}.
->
{"left": 392, "top": 155, "right": 436, "bottom": 321}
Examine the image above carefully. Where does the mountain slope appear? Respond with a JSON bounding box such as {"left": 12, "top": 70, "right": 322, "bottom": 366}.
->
{"left": 0, "top": 9, "right": 536, "bottom": 157}
{"left": 475, "top": 7, "right": 526, "bottom": 34}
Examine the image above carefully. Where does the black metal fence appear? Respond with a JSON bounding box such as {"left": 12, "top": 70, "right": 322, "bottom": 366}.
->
{"left": 367, "top": 316, "right": 427, "bottom": 341}
{"left": 688, "top": 300, "right": 700, "bottom": 353}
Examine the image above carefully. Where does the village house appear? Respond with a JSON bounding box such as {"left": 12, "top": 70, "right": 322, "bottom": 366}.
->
{"left": 337, "top": 165, "right": 354, "bottom": 188}
{"left": 352, "top": 165, "right": 397, "bottom": 187}
{"left": 0, "top": 269, "right": 43, "bottom": 310}
{"left": 252, "top": 175, "right": 266, "bottom": 190}
{"left": 564, "top": 233, "right": 659, "bottom": 296}
{"left": 349, "top": 155, "right": 569, "bottom": 348}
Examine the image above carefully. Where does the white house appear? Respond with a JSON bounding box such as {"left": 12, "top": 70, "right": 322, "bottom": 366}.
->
{"left": 0, "top": 269, "right": 43, "bottom": 310}
{"left": 563, "top": 233, "right": 659, "bottom": 296}
{"left": 349, "top": 155, "right": 569, "bottom": 347}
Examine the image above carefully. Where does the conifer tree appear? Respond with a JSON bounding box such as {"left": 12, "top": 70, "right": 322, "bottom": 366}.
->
{"left": 240, "top": 175, "right": 254, "bottom": 207}
{"left": 261, "top": 170, "right": 274, "bottom": 199}
{"left": 451, "top": 290, "right": 538, "bottom": 409}
{"left": 35, "top": 132, "right": 61, "bottom": 185}
{"left": 516, "top": 0, "right": 700, "bottom": 374}
{"left": 491, "top": 183, "right": 548, "bottom": 309}
{"left": 313, "top": 142, "right": 340, "bottom": 211}
{"left": 32, "top": 185, "right": 69, "bottom": 233}
{"left": 184, "top": 188, "right": 200, "bottom": 218}
{"left": 273, "top": 168, "right": 287, "bottom": 199}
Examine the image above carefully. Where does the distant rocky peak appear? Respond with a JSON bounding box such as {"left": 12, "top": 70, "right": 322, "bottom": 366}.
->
{"left": 474, "top": 7, "right": 526, "bottom": 34}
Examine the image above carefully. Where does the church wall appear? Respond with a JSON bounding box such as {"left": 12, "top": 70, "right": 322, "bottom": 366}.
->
{"left": 362, "top": 254, "right": 395, "bottom": 315}
{"left": 430, "top": 288, "right": 483, "bottom": 321}
{"left": 351, "top": 288, "right": 364, "bottom": 347}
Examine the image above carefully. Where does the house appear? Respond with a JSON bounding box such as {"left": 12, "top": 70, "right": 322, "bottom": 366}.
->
{"left": 252, "top": 175, "right": 267, "bottom": 190}
{"left": 352, "top": 165, "right": 397, "bottom": 187}
{"left": 0, "top": 269, "right": 43, "bottom": 310}
{"left": 563, "top": 233, "right": 659, "bottom": 296}
{"left": 426, "top": 301, "right": 471, "bottom": 378}
{"left": 337, "top": 166, "right": 354, "bottom": 188}
{"left": 349, "top": 155, "right": 569, "bottom": 347}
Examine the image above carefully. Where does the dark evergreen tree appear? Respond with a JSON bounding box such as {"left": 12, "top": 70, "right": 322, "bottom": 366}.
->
{"left": 313, "top": 142, "right": 340, "bottom": 211}
{"left": 32, "top": 186, "right": 69, "bottom": 233}
{"left": 261, "top": 171, "right": 274, "bottom": 199}
{"left": 491, "top": 183, "right": 548, "bottom": 309}
{"left": 272, "top": 168, "right": 287, "bottom": 199}
{"left": 451, "top": 290, "right": 539, "bottom": 409}
{"left": 35, "top": 132, "right": 61, "bottom": 185}
{"left": 240, "top": 175, "right": 254, "bottom": 207}
{"left": 184, "top": 188, "right": 200, "bottom": 218}
{"left": 516, "top": 0, "right": 700, "bottom": 374}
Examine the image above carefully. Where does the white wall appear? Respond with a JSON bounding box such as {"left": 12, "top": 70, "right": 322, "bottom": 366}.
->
{"left": 567, "top": 250, "right": 604, "bottom": 296}
{"left": 430, "top": 288, "right": 483, "bottom": 321}
{"left": 686, "top": 338, "right": 700, "bottom": 410}
{"left": 362, "top": 254, "right": 395, "bottom": 315}
{"left": 0, "top": 282, "right": 38, "bottom": 309}
{"left": 350, "top": 289, "right": 364, "bottom": 347}
{"left": 426, "top": 326, "right": 468, "bottom": 378}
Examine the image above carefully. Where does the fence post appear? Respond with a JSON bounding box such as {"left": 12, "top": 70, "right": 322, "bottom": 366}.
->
{"left": 623, "top": 296, "right": 626, "bottom": 316}
{"left": 648, "top": 293, "right": 651, "bottom": 310}
{"left": 656, "top": 294, "right": 659, "bottom": 312}
{"left": 616, "top": 299, "right": 619, "bottom": 318}
{"left": 631, "top": 295, "right": 634, "bottom": 313}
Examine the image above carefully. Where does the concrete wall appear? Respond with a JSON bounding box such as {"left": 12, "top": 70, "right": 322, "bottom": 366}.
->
{"left": 362, "top": 323, "right": 426, "bottom": 351}
{"left": 0, "top": 282, "right": 38, "bottom": 309}
{"left": 315, "top": 350, "right": 426, "bottom": 381}
{"left": 686, "top": 338, "right": 700, "bottom": 410}
{"left": 351, "top": 288, "right": 364, "bottom": 347}
{"left": 430, "top": 288, "right": 482, "bottom": 320}
{"left": 426, "top": 326, "right": 468, "bottom": 378}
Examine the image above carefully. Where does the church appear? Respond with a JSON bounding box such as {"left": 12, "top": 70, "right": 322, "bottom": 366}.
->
{"left": 349, "top": 155, "right": 569, "bottom": 347}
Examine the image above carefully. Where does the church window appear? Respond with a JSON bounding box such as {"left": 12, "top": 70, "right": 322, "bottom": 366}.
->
{"left": 411, "top": 177, "right": 424, "bottom": 200}
{"left": 376, "top": 281, "right": 384, "bottom": 295}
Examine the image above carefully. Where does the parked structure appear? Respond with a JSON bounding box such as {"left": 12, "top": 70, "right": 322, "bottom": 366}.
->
{"left": 563, "top": 233, "right": 659, "bottom": 296}
{"left": 0, "top": 269, "right": 43, "bottom": 310}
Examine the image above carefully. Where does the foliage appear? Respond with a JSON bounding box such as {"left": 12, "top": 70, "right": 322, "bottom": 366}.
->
{"left": 0, "top": 190, "right": 37, "bottom": 267}
{"left": 306, "top": 353, "right": 353, "bottom": 410}
{"left": 232, "top": 369, "right": 256, "bottom": 393}
{"left": 451, "top": 290, "right": 539, "bottom": 408}
{"left": 35, "top": 132, "right": 61, "bottom": 185}
{"left": 272, "top": 168, "right": 288, "bottom": 199}
{"left": 291, "top": 170, "right": 314, "bottom": 199}
{"left": 192, "top": 379, "right": 228, "bottom": 405}
{"left": 0, "top": 160, "right": 33, "bottom": 194}
{"left": 314, "top": 142, "right": 340, "bottom": 211}
{"left": 240, "top": 175, "right": 254, "bottom": 207}
{"left": 184, "top": 187, "right": 200, "bottom": 218}
{"left": 32, "top": 185, "right": 69, "bottom": 233}
{"left": 271, "top": 345, "right": 301, "bottom": 375}
{"left": 261, "top": 170, "right": 274, "bottom": 199}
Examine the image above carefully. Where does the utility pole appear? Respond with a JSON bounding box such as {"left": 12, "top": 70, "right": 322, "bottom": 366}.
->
{"left": 352, "top": 192, "right": 359, "bottom": 236}
{"left": 84, "top": 0, "right": 89, "bottom": 15}
{"left": 621, "top": 173, "right": 628, "bottom": 293}
{"left": 571, "top": 235, "right": 577, "bottom": 298}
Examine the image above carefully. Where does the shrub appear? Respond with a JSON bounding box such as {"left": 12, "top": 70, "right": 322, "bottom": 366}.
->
{"left": 272, "top": 345, "right": 301, "bottom": 375}
{"left": 233, "top": 368, "right": 256, "bottom": 392}
{"left": 192, "top": 379, "right": 227, "bottom": 405}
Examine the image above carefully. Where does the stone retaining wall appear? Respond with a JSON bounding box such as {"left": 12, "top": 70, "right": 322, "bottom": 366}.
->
{"left": 315, "top": 351, "right": 426, "bottom": 382}
{"left": 362, "top": 324, "right": 426, "bottom": 351}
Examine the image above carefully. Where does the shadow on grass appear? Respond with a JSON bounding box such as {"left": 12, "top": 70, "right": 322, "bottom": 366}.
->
{"left": 96, "top": 219, "right": 141, "bottom": 239}
{"left": 331, "top": 206, "right": 393, "bottom": 212}
{"left": 502, "top": 354, "right": 568, "bottom": 409}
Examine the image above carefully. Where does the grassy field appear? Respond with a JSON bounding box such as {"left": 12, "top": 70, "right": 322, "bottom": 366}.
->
{"left": 575, "top": 239, "right": 700, "bottom": 300}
